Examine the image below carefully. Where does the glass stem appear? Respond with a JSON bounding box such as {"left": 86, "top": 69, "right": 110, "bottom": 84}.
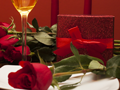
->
{"left": 21, "top": 13, "right": 28, "bottom": 61}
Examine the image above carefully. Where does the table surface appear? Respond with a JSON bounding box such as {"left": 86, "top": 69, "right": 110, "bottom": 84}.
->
{"left": 0, "top": 65, "right": 119, "bottom": 90}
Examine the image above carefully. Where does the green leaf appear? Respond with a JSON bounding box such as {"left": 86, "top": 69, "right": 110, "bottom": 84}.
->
{"left": 60, "top": 82, "right": 79, "bottom": 90}
{"left": 34, "top": 32, "right": 55, "bottom": 45}
{"left": 50, "top": 24, "right": 57, "bottom": 33}
{"left": 54, "top": 65, "right": 75, "bottom": 82}
{"left": 26, "top": 36, "right": 34, "bottom": 42}
{"left": 60, "top": 84, "right": 77, "bottom": 90}
{"left": 70, "top": 42, "right": 83, "bottom": 69}
{"left": 106, "top": 55, "right": 120, "bottom": 79}
{"left": 27, "top": 28, "right": 32, "bottom": 32}
{"left": 35, "top": 47, "right": 55, "bottom": 62}
{"left": 54, "top": 54, "right": 104, "bottom": 70}
{"left": 54, "top": 55, "right": 92, "bottom": 69}
{"left": 36, "top": 50, "right": 46, "bottom": 64}
{"left": 32, "top": 18, "right": 39, "bottom": 32}
{"left": 27, "top": 22, "right": 34, "bottom": 28}
{"left": 92, "top": 69, "right": 107, "bottom": 76}
{"left": 43, "top": 26, "right": 52, "bottom": 33}
{"left": 50, "top": 24, "right": 57, "bottom": 38}
{"left": 89, "top": 60, "right": 105, "bottom": 69}
{"left": 86, "top": 55, "right": 104, "bottom": 64}
{"left": 27, "top": 40, "right": 40, "bottom": 52}
{"left": 70, "top": 42, "right": 80, "bottom": 62}
{"left": 49, "top": 64, "right": 55, "bottom": 75}
{"left": 51, "top": 79, "right": 60, "bottom": 90}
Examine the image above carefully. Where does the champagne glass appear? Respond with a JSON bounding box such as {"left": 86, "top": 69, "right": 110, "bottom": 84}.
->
{"left": 11, "top": 0, "right": 37, "bottom": 61}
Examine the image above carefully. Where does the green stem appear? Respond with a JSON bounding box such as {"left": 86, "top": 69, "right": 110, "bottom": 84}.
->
{"left": 53, "top": 68, "right": 106, "bottom": 78}
{"left": 7, "top": 17, "right": 15, "bottom": 30}
{"left": 8, "top": 30, "right": 37, "bottom": 35}
{"left": 8, "top": 30, "right": 56, "bottom": 35}
{"left": 53, "top": 69, "right": 92, "bottom": 77}
{"left": 114, "top": 40, "right": 120, "bottom": 43}
{"left": 37, "top": 50, "right": 46, "bottom": 65}
{"left": 114, "top": 44, "right": 120, "bottom": 47}
{"left": 28, "top": 52, "right": 35, "bottom": 56}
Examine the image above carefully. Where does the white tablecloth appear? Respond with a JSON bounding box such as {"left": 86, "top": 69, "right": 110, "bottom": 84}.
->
{"left": 0, "top": 65, "right": 119, "bottom": 90}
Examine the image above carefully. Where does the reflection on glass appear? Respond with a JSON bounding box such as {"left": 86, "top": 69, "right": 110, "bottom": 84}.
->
{"left": 11, "top": 0, "right": 37, "bottom": 61}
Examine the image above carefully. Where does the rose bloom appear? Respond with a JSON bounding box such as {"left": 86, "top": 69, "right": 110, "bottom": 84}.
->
{"left": 3, "top": 46, "right": 30, "bottom": 64}
{"left": 0, "top": 22, "right": 19, "bottom": 48}
{"left": 8, "top": 61, "right": 53, "bottom": 90}
{"left": 0, "top": 23, "right": 19, "bottom": 61}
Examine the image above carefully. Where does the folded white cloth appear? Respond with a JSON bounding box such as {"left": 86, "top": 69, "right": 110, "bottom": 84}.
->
{"left": 48, "top": 73, "right": 119, "bottom": 90}
{"left": 0, "top": 65, "right": 119, "bottom": 90}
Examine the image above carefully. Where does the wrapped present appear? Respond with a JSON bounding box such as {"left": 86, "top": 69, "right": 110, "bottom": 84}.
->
{"left": 54, "top": 15, "right": 114, "bottom": 65}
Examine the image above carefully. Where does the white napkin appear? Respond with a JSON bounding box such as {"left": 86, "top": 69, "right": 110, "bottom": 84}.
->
{"left": 48, "top": 73, "right": 119, "bottom": 90}
{"left": 0, "top": 65, "right": 119, "bottom": 90}
{"left": 0, "top": 65, "right": 23, "bottom": 90}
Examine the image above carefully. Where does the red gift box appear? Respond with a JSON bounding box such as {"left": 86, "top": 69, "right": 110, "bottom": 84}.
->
{"left": 54, "top": 15, "right": 114, "bottom": 65}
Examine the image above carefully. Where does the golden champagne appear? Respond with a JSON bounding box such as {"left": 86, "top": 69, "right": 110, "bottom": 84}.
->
{"left": 11, "top": 0, "right": 37, "bottom": 13}
{"left": 11, "top": 0, "right": 38, "bottom": 61}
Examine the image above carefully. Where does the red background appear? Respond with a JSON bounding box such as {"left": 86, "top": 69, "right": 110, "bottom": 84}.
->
{"left": 0, "top": 0, "right": 120, "bottom": 39}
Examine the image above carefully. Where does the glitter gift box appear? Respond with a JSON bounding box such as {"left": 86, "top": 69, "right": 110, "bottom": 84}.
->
{"left": 54, "top": 15, "right": 114, "bottom": 65}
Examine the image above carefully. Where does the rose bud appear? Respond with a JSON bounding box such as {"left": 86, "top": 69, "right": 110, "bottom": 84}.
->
{"left": 0, "top": 22, "right": 10, "bottom": 38}
{"left": 8, "top": 61, "right": 53, "bottom": 90}
{"left": 0, "top": 35, "right": 19, "bottom": 49}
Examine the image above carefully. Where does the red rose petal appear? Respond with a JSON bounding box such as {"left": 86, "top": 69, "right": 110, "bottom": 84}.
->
{"left": 8, "top": 61, "right": 52, "bottom": 90}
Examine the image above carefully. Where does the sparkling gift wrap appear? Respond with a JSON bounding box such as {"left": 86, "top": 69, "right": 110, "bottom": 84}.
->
{"left": 54, "top": 15, "right": 114, "bottom": 65}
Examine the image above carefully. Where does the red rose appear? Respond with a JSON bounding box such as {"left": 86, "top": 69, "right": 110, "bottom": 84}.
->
{"left": 3, "top": 45, "right": 30, "bottom": 64}
{"left": 8, "top": 61, "right": 53, "bottom": 90}
{"left": 0, "top": 22, "right": 10, "bottom": 38}
{"left": 0, "top": 50, "right": 4, "bottom": 61}
{"left": 31, "top": 63, "right": 53, "bottom": 90}
{"left": 14, "top": 45, "right": 30, "bottom": 55}
{"left": 0, "top": 35, "right": 19, "bottom": 49}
